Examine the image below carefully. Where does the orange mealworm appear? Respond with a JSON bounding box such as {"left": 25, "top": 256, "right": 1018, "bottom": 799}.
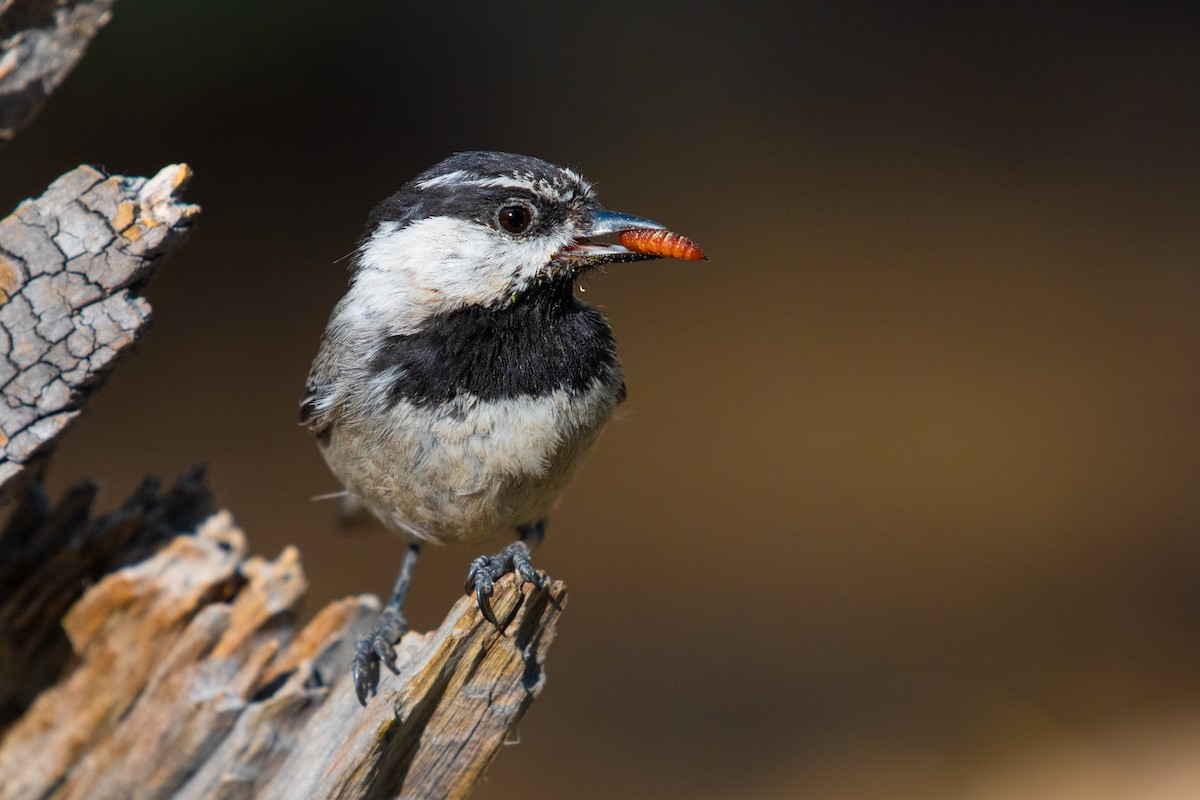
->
{"left": 618, "top": 229, "right": 707, "bottom": 261}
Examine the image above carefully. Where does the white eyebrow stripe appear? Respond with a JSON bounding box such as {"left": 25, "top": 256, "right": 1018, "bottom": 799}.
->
{"left": 415, "top": 170, "right": 471, "bottom": 189}
{"left": 415, "top": 172, "right": 592, "bottom": 203}
{"left": 469, "top": 176, "right": 537, "bottom": 191}
{"left": 416, "top": 173, "right": 536, "bottom": 192}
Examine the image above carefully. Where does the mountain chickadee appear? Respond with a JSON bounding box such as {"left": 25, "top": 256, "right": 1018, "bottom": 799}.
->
{"left": 302, "top": 151, "right": 704, "bottom": 703}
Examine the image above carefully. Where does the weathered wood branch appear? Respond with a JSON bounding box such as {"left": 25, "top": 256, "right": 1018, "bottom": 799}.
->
{"left": 0, "top": 161, "right": 567, "bottom": 797}
{"left": 0, "top": 477, "right": 566, "bottom": 800}
{"left": 0, "top": 0, "right": 115, "bottom": 148}
{"left": 1, "top": 5, "right": 568, "bottom": 784}
{"left": 0, "top": 163, "right": 198, "bottom": 496}
{"left": 0, "top": 468, "right": 215, "bottom": 728}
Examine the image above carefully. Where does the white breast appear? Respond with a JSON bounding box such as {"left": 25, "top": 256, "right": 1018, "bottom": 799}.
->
{"left": 320, "top": 379, "right": 621, "bottom": 545}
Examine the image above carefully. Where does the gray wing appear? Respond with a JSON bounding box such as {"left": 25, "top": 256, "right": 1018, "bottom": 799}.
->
{"left": 299, "top": 381, "right": 338, "bottom": 442}
{"left": 299, "top": 319, "right": 356, "bottom": 442}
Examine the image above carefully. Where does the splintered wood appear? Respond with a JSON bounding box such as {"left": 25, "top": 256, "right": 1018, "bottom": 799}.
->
{"left": 1, "top": 5, "right": 570, "bottom": 795}
{"left": 0, "top": 162, "right": 566, "bottom": 798}
{"left": 0, "top": 496, "right": 566, "bottom": 800}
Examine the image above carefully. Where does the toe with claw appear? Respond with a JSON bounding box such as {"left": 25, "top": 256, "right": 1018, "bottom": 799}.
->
{"left": 465, "top": 540, "right": 546, "bottom": 628}
{"left": 351, "top": 605, "right": 407, "bottom": 705}
{"left": 351, "top": 542, "right": 418, "bottom": 706}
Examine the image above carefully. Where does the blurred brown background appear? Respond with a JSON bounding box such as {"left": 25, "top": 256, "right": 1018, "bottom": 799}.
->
{"left": 4, "top": 2, "right": 1200, "bottom": 797}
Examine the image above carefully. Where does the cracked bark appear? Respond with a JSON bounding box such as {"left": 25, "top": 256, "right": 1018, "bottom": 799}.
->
{"left": 0, "top": 168, "right": 567, "bottom": 796}
{"left": 1, "top": 6, "right": 568, "bottom": 792}
{"left": 0, "top": 0, "right": 115, "bottom": 148}
{"left": 0, "top": 163, "right": 198, "bottom": 497}
{"left": 0, "top": 170, "right": 568, "bottom": 799}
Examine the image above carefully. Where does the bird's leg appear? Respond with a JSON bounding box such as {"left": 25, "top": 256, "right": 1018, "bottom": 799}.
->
{"left": 352, "top": 541, "right": 420, "bottom": 705}
{"left": 521, "top": 518, "right": 546, "bottom": 548}
{"left": 465, "top": 519, "right": 547, "bottom": 628}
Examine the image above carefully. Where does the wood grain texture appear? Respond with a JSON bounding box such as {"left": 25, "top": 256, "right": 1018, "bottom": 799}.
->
{"left": 0, "top": 17, "right": 566, "bottom": 783}
{"left": 0, "top": 0, "right": 115, "bottom": 147}
{"left": 0, "top": 171, "right": 564, "bottom": 792}
{"left": 0, "top": 163, "right": 199, "bottom": 496}
{"left": 0, "top": 478, "right": 566, "bottom": 800}
{"left": 0, "top": 468, "right": 214, "bottom": 728}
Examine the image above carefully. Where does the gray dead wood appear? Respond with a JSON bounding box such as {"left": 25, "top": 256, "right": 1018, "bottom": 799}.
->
{"left": 0, "top": 163, "right": 198, "bottom": 497}
{"left": 0, "top": 0, "right": 115, "bottom": 148}
{"left": 0, "top": 468, "right": 214, "bottom": 726}
{"left": 0, "top": 475, "right": 566, "bottom": 800}
{"left": 0, "top": 163, "right": 566, "bottom": 798}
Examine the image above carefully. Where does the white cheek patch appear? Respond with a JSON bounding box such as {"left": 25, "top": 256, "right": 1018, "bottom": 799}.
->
{"left": 350, "top": 217, "right": 573, "bottom": 332}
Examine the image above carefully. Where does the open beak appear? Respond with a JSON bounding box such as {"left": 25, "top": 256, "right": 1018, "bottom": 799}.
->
{"left": 557, "top": 209, "right": 669, "bottom": 267}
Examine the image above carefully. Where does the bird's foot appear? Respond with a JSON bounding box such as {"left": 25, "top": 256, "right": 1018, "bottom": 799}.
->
{"left": 351, "top": 605, "right": 407, "bottom": 705}
{"left": 352, "top": 541, "right": 419, "bottom": 706}
{"left": 464, "top": 540, "right": 545, "bottom": 628}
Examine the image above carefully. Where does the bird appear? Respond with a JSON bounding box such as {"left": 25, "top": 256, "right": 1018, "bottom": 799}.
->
{"left": 301, "top": 151, "right": 702, "bottom": 704}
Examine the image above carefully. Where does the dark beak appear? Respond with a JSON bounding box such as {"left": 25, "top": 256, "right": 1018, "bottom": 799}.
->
{"left": 557, "top": 209, "right": 668, "bottom": 267}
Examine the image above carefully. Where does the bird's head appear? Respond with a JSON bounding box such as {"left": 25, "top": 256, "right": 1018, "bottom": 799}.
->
{"left": 346, "top": 151, "right": 670, "bottom": 332}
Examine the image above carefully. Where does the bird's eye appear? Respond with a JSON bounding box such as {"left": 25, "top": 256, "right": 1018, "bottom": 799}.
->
{"left": 497, "top": 205, "right": 534, "bottom": 234}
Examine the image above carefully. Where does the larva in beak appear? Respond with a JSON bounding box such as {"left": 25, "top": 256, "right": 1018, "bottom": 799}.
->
{"left": 618, "top": 229, "right": 708, "bottom": 261}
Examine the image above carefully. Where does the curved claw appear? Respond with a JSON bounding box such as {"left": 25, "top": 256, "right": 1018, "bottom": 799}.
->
{"left": 352, "top": 638, "right": 380, "bottom": 706}
{"left": 463, "top": 538, "right": 548, "bottom": 629}
{"left": 351, "top": 607, "right": 408, "bottom": 705}
{"left": 374, "top": 637, "right": 399, "bottom": 675}
{"left": 476, "top": 581, "right": 499, "bottom": 626}
{"left": 514, "top": 561, "right": 542, "bottom": 588}
{"left": 464, "top": 556, "right": 489, "bottom": 594}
